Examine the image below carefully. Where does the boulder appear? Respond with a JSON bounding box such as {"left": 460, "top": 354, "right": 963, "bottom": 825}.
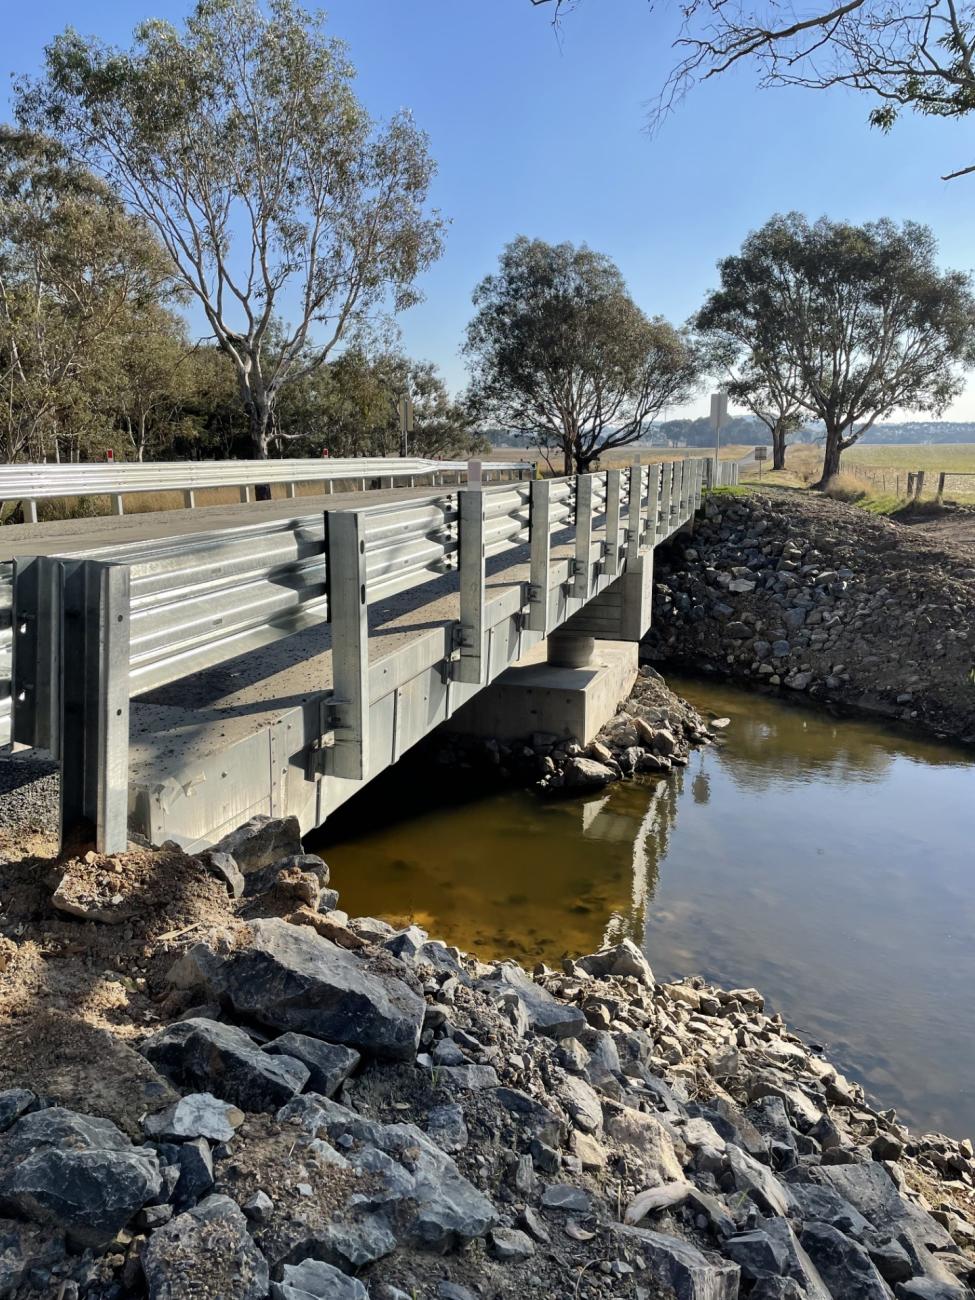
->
{"left": 489, "top": 1226, "right": 536, "bottom": 1261}
{"left": 141, "top": 1017, "right": 310, "bottom": 1111}
{"left": 812, "top": 1163, "right": 954, "bottom": 1252}
{"left": 725, "top": 1218, "right": 830, "bottom": 1298}
{"left": 0, "top": 1093, "right": 34, "bottom": 1135}
{"left": 477, "top": 964, "right": 585, "bottom": 1039}
{"left": 196, "top": 918, "right": 425, "bottom": 1062}
{"left": 426, "top": 1104, "right": 469, "bottom": 1153}
{"left": 563, "top": 757, "right": 616, "bottom": 789}
{"left": 727, "top": 1143, "right": 795, "bottom": 1217}
{"left": 262, "top": 1033, "right": 360, "bottom": 1097}
{"left": 198, "top": 850, "right": 245, "bottom": 898}
{"left": 210, "top": 814, "right": 303, "bottom": 874}
{"left": 271, "top": 1258, "right": 368, "bottom": 1300}
{"left": 142, "top": 1194, "right": 268, "bottom": 1299}
{"left": 800, "top": 1222, "right": 896, "bottom": 1300}
{"left": 0, "top": 1107, "right": 162, "bottom": 1248}
{"left": 278, "top": 1094, "right": 497, "bottom": 1252}
{"left": 604, "top": 1107, "right": 684, "bottom": 1184}
{"left": 172, "top": 1138, "right": 214, "bottom": 1213}
{"left": 142, "top": 1094, "right": 245, "bottom": 1144}
{"left": 576, "top": 939, "right": 655, "bottom": 987}
{"left": 616, "top": 1226, "right": 740, "bottom": 1300}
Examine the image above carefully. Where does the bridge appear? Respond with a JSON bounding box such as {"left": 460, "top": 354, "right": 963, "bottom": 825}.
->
{"left": 3, "top": 454, "right": 733, "bottom": 855}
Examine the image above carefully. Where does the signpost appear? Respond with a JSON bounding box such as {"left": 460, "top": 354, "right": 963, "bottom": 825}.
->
{"left": 709, "top": 392, "right": 728, "bottom": 486}
{"left": 754, "top": 445, "right": 768, "bottom": 480}
{"left": 397, "top": 395, "right": 415, "bottom": 457}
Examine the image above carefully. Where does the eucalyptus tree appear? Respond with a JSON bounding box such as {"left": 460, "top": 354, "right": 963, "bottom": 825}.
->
{"left": 17, "top": 0, "right": 445, "bottom": 458}
{"left": 0, "top": 128, "right": 176, "bottom": 463}
{"left": 694, "top": 304, "right": 809, "bottom": 470}
{"left": 703, "top": 214, "right": 975, "bottom": 485}
{"left": 464, "top": 236, "right": 701, "bottom": 474}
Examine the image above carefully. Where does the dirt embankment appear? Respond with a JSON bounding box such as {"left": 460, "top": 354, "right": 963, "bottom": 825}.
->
{"left": 645, "top": 490, "right": 975, "bottom": 745}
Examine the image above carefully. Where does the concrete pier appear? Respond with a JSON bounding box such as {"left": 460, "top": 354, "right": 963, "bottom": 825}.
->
{"left": 447, "top": 637, "right": 639, "bottom": 745}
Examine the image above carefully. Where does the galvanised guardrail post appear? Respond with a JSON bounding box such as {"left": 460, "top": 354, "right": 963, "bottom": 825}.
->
{"left": 646, "top": 463, "right": 661, "bottom": 547}
{"left": 572, "top": 474, "right": 594, "bottom": 600}
{"left": 626, "top": 463, "right": 642, "bottom": 562}
{"left": 660, "top": 462, "right": 673, "bottom": 537}
{"left": 527, "top": 478, "right": 551, "bottom": 634}
{"left": 456, "top": 485, "right": 486, "bottom": 684}
{"left": 324, "top": 511, "right": 369, "bottom": 781}
{"left": 605, "top": 469, "right": 623, "bottom": 579}
{"left": 59, "top": 560, "right": 131, "bottom": 854}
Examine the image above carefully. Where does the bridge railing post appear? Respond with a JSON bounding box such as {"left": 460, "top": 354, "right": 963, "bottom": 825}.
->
{"left": 527, "top": 478, "right": 551, "bottom": 633}
{"left": 325, "top": 510, "right": 370, "bottom": 780}
{"left": 59, "top": 560, "right": 131, "bottom": 854}
{"left": 605, "top": 469, "right": 623, "bottom": 578}
{"left": 660, "top": 462, "right": 673, "bottom": 537}
{"left": 573, "top": 474, "right": 594, "bottom": 599}
{"left": 456, "top": 486, "right": 486, "bottom": 684}
{"left": 674, "top": 459, "right": 686, "bottom": 526}
{"left": 626, "top": 462, "right": 642, "bottom": 562}
{"left": 646, "top": 462, "right": 660, "bottom": 548}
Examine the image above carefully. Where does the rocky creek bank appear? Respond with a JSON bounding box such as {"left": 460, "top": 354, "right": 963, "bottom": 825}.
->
{"left": 429, "top": 665, "right": 720, "bottom": 796}
{"left": 644, "top": 490, "right": 975, "bottom": 745}
{"left": 0, "top": 813, "right": 973, "bottom": 1299}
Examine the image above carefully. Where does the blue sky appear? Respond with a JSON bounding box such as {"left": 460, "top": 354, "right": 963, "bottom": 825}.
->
{"left": 4, "top": 0, "right": 974, "bottom": 419}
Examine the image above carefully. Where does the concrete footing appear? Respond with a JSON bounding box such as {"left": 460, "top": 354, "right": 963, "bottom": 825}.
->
{"left": 447, "top": 638, "right": 638, "bottom": 745}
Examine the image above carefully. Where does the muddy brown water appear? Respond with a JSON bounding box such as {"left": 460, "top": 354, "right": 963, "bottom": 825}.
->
{"left": 313, "top": 677, "right": 975, "bottom": 1140}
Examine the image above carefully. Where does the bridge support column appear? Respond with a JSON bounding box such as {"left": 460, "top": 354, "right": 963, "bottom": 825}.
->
{"left": 547, "top": 630, "right": 595, "bottom": 669}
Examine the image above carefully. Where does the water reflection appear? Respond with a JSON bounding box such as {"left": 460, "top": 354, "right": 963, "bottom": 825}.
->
{"left": 316, "top": 678, "right": 975, "bottom": 1138}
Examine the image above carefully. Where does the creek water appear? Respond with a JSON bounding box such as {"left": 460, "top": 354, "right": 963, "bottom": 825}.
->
{"left": 313, "top": 677, "right": 975, "bottom": 1140}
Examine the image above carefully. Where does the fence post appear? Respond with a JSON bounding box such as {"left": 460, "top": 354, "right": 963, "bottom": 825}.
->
{"left": 626, "top": 463, "right": 642, "bottom": 562}
{"left": 456, "top": 487, "right": 486, "bottom": 684}
{"left": 573, "top": 474, "right": 594, "bottom": 599}
{"left": 605, "top": 469, "right": 623, "bottom": 578}
{"left": 325, "top": 511, "right": 369, "bottom": 781}
{"left": 936, "top": 472, "right": 946, "bottom": 504}
{"left": 914, "top": 470, "right": 925, "bottom": 501}
{"left": 527, "top": 478, "right": 551, "bottom": 633}
{"left": 59, "top": 561, "right": 130, "bottom": 854}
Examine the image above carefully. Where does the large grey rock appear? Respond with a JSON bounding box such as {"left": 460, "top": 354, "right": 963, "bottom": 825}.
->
{"left": 812, "top": 1163, "right": 954, "bottom": 1252}
{"left": 0, "top": 1093, "right": 34, "bottom": 1135}
{"left": 426, "top": 1103, "right": 469, "bottom": 1153}
{"left": 725, "top": 1218, "right": 830, "bottom": 1298}
{"left": 0, "top": 1107, "right": 162, "bottom": 1248}
{"left": 494, "top": 1087, "right": 565, "bottom": 1145}
{"left": 576, "top": 939, "right": 655, "bottom": 987}
{"left": 143, "top": 1194, "right": 268, "bottom": 1299}
{"left": 727, "top": 1143, "right": 795, "bottom": 1217}
{"left": 142, "top": 1093, "right": 245, "bottom": 1143}
{"left": 616, "top": 1226, "right": 740, "bottom": 1299}
{"left": 563, "top": 757, "right": 616, "bottom": 789}
{"left": 210, "top": 814, "right": 302, "bottom": 873}
{"left": 199, "top": 918, "right": 425, "bottom": 1062}
{"left": 894, "top": 1281, "right": 971, "bottom": 1300}
{"left": 279, "top": 1094, "right": 496, "bottom": 1251}
{"left": 800, "top": 1222, "right": 896, "bottom": 1300}
{"left": 142, "top": 1017, "right": 309, "bottom": 1111}
{"left": 172, "top": 1137, "right": 214, "bottom": 1212}
{"left": 559, "top": 1074, "right": 603, "bottom": 1134}
{"left": 786, "top": 1181, "right": 872, "bottom": 1237}
{"left": 262, "top": 1033, "right": 360, "bottom": 1097}
{"left": 477, "top": 964, "right": 586, "bottom": 1039}
{"left": 271, "top": 1258, "right": 368, "bottom": 1300}
{"left": 313, "top": 1212, "right": 397, "bottom": 1271}
{"left": 604, "top": 1107, "right": 685, "bottom": 1183}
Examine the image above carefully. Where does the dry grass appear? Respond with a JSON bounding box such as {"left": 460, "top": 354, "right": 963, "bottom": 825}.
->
{"left": 821, "top": 473, "right": 869, "bottom": 503}
{"left": 741, "top": 442, "right": 975, "bottom": 506}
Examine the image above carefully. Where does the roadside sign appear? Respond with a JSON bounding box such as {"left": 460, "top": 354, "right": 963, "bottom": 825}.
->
{"left": 754, "top": 446, "right": 768, "bottom": 460}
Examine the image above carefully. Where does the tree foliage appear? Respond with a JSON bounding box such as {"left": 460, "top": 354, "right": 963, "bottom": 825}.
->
{"left": 464, "top": 236, "right": 700, "bottom": 474}
{"left": 16, "top": 0, "right": 445, "bottom": 456}
{"left": 0, "top": 128, "right": 180, "bottom": 463}
{"left": 699, "top": 214, "right": 975, "bottom": 485}
{"left": 532, "top": 0, "right": 975, "bottom": 179}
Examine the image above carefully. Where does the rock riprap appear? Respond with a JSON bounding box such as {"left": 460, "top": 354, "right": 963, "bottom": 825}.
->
{"left": 0, "top": 817, "right": 972, "bottom": 1298}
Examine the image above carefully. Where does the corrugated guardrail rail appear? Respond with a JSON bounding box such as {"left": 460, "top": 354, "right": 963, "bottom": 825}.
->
{"left": 0, "top": 455, "right": 531, "bottom": 522}
{"left": 9, "top": 456, "right": 722, "bottom": 850}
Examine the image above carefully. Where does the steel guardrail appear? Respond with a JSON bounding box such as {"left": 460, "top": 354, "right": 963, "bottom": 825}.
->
{"left": 0, "top": 455, "right": 531, "bottom": 522}
{"left": 9, "top": 457, "right": 712, "bottom": 846}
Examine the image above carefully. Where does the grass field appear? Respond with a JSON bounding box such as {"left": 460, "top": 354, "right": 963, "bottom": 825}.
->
{"left": 741, "top": 443, "right": 975, "bottom": 507}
